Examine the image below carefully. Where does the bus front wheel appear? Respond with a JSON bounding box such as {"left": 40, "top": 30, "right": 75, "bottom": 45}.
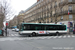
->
{"left": 32, "top": 32, "right": 36, "bottom": 36}
{"left": 29, "top": 33, "right": 36, "bottom": 37}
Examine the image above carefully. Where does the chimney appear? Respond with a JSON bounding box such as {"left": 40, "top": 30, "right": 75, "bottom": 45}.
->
{"left": 37, "top": 0, "right": 40, "bottom": 2}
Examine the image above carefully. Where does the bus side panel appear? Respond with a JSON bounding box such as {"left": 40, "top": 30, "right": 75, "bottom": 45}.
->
{"left": 19, "top": 31, "right": 38, "bottom": 35}
{"left": 47, "top": 31, "right": 67, "bottom": 35}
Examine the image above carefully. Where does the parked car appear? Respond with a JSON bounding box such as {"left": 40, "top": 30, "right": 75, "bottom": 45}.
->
{"left": 12, "top": 28, "right": 15, "bottom": 31}
{"left": 15, "top": 28, "right": 19, "bottom": 32}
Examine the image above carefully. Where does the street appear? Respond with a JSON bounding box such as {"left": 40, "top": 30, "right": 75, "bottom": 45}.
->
{"left": 0, "top": 29, "right": 75, "bottom": 50}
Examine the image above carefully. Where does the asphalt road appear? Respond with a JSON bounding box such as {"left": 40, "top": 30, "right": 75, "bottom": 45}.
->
{"left": 0, "top": 29, "right": 75, "bottom": 50}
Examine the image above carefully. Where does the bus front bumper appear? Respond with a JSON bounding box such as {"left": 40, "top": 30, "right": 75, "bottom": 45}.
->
{"left": 19, "top": 33, "right": 31, "bottom": 35}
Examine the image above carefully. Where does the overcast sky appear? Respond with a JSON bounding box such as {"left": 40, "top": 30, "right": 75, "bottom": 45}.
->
{"left": 3, "top": 0, "right": 37, "bottom": 26}
{"left": 11, "top": 0, "right": 37, "bottom": 15}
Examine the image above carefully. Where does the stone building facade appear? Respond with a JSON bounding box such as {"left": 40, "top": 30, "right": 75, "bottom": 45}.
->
{"left": 9, "top": 14, "right": 25, "bottom": 28}
{"left": 24, "top": 0, "right": 75, "bottom": 23}
{"left": 23, "top": 0, "right": 75, "bottom": 33}
{"left": 9, "top": 20, "right": 14, "bottom": 28}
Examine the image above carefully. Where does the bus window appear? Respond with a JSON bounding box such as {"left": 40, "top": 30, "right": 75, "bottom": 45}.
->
{"left": 46, "top": 25, "right": 66, "bottom": 30}
{"left": 30, "top": 25, "right": 36, "bottom": 30}
{"left": 23, "top": 24, "right": 31, "bottom": 30}
{"left": 35, "top": 25, "right": 41, "bottom": 30}
{"left": 46, "top": 25, "right": 54, "bottom": 30}
{"left": 24, "top": 26, "right": 26, "bottom": 30}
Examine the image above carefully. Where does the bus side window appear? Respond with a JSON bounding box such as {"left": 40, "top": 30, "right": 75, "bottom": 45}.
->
{"left": 24, "top": 26, "right": 26, "bottom": 29}
{"left": 30, "top": 25, "right": 35, "bottom": 30}
{"left": 35, "top": 25, "right": 42, "bottom": 30}
{"left": 47, "top": 26, "right": 53, "bottom": 30}
{"left": 27, "top": 25, "right": 30, "bottom": 30}
{"left": 36, "top": 27, "right": 41, "bottom": 30}
{"left": 35, "top": 27, "right": 37, "bottom": 30}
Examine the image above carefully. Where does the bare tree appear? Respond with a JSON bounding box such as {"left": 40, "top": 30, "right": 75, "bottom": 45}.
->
{"left": 1, "top": 0, "right": 15, "bottom": 21}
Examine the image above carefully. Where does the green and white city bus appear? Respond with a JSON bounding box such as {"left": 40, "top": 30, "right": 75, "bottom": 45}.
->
{"left": 19, "top": 23, "right": 67, "bottom": 36}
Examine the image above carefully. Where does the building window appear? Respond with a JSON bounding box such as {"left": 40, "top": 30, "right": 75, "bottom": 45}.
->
{"left": 50, "top": 4, "right": 52, "bottom": 9}
{"left": 61, "top": 0, "right": 63, "bottom": 2}
{"left": 55, "top": 2, "right": 57, "bottom": 5}
{"left": 68, "top": 0, "right": 72, "bottom": 2}
{"left": 61, "top": 8, "right": 63, "bottom": 13}
{"left": 68, "top": 5, "right": 72, "bottom": 12}
{"left": 51, "top": 18, "right": 52, "bottom": 22}
{"left": 61, "top": 16, "right": 63, "bottom": 20}
{"left": 47, "top": 19, "right": 49, "bottom": 23}
{"left": 54, "top": 2, "right": 57, "bottom": 8}
{"left": 68, "top": 5, "right": 72, "bottom": 10}
{"left": 69, "top": 15, "right": 72, "bottom": 19}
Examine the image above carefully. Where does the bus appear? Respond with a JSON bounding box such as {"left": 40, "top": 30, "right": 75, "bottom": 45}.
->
{"left": 19, "top": 23, "right": 67, "bottom": 36}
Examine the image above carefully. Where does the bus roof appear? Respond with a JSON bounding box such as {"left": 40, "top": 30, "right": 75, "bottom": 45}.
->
{"left": 21, "top": 23, "right": 66, "bottom": 25}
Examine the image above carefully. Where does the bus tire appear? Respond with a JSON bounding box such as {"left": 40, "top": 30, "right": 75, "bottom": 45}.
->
{"left": 28, "top": 33, "right": 36, "bottom": 37}
{"left": 29, "top": 34, "right": 33, "bottom": 37}
{"left": 32, "top": 32, "right": 36, "bottom": 36}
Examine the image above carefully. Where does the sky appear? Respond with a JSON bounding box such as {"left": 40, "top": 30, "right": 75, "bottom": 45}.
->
{"left": 11, "top": 0, "right": 37, "bottom": 15}
{"left": 3, "top": 0, "right": 37, "bottom": 26}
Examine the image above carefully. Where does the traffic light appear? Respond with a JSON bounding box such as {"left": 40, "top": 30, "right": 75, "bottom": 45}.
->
{"left": 6, "top": 23, "right": 8, "bottom": 26}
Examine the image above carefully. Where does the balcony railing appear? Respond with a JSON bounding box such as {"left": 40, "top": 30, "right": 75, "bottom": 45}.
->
{"left": 59, "top": 0, "right": 75, "bottom": 7}
{"left": 50, "top": 14, "right": 52, "bottom": 17}
{"left": 28, "top": 19, "right": 35, "bottom": 22}
{"left": 53, "top": 14, "right": 56, "bottom": 17}
{"left": 43, "top": 16, "right": 47, "bottom": 18}
{"left": 54, "top": 5, "right": 57, "bottom": 8}
{"left": 57, "top": 10, "right": 75, "bottom": 16}
{"left": 59, "top": 1, "right": 67, "bottom": 7}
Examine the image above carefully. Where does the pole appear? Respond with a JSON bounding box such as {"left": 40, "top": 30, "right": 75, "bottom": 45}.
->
{"left": 6, "top": 21, "right": 8, "bottom": 36}
{"left": 6, "top": 25, "right": 7, "bottom": 36}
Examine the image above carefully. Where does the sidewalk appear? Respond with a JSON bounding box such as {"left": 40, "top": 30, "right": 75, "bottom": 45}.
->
{"left": 66, "top": 32, "right": 75, "bottom": 35}
{"left": 0, "top": 34, "right": 4, "bottom": 37}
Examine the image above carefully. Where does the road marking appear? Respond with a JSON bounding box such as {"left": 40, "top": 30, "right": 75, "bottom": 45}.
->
{"left": 63, "top": 35, "right": 66, "bottom": 38}
{"left": 11, "top": 34, "right": 14, "bottom": 36}
{"left": 26, "top": 38, "right": 32, "bottom": 40}
{"left": 0, "top": 40, "right": 6, "bottom": 41}
{"left": 53, "top": 36, "right": 58, "bottom": 38}
{"left": 67, "top": 35, "right": 71, "bottom": 38}
{"left": 40, "top": 37, "right": 48, "bottom": 39}
{"left": 17, "top": 38, "right": 25, "bottom": 40}
{"left": 1, "top": 35, "right": 75, "bottom": 42}
{"left": 33, "top": 37, "right": 40, "bottom": 40}
{"left": 47, "top": 36, "right": 53, "bottom": 39}
{"left": 8, "top": 34, "right": 11, "bottom": 36}
{"left": 14, "top": 34, "right": 18, "bottom": 36}
{"left": 58, "top": 36, "right": 62, "bottom": 38}
{"left": 71, "top": 35, "right": 75, "bottom": 37}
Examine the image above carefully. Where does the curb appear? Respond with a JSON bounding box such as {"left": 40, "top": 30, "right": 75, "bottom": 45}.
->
{"left": 0, "top": 36, "right": 4, "bottom": 38}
